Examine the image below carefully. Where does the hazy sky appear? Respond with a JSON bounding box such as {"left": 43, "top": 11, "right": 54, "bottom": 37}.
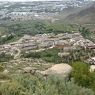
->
{"left": 0, "top": 0, "right": 94, "bottom": 2}
{"left": 0, "top": 0, "right": 65, "bottom": 2}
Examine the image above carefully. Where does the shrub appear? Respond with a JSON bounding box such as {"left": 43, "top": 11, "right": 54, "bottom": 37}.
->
{"left": 0, "top": 80, "right": 25, "bottom": 95}
{"left": 0, "top": 74, "right": 94, "bottom": 95}
{"left": 71, "top": 61, "right": 95, "bottom": 92}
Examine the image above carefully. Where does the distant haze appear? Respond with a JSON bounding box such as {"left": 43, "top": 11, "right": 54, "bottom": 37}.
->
{"left": 0, "top": 0, "right": 73, "bottom": 2}
{"left": 0, "top": 0, "right": 63, "bottom": 1}
{"left": 0, "top": 0, "right": 63, "bottom": 2}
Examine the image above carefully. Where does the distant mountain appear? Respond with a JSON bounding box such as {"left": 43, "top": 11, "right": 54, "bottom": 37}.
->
{"left": 63, "top": 2, "right": 95, "bottom": 24}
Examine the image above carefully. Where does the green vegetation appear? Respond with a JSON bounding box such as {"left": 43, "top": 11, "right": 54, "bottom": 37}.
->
{"left": 0, "top": 20, "right": 80, "bottom": 44}
{"left": 79, "top": 27, "right": 91, "bottom": 39}
{"left": 21, "top": 48, "right": 95, "bottom": 63}
{"left": 21, "top": 48, "right": 62, "bottom": 63}
{"left": 0, "top": 20, "right": 95, "bottom": 44}
{"left": 0, "top": 34, "right": 16, "bottom": 44}
{"left": 20, "top": 48, "right": 95, "bottom": 93}
{"left": 72, "top": 61, "right": 95, "bottom": 92}
{"left": 0, "top": 74, "right": 94, "bottom": 95}
{"left": 0, "top": 16, "right": 95, "bottom": 95}
{"left": 79, "top": 26, "right": 95, "bottom": 42}
{"left": 0, "top": 20, "right": 78, "bottom": 36}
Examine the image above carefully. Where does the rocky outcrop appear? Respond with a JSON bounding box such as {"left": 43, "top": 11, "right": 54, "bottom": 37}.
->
{"left": 39, "top": 64, "right": 72, "bottom": 78}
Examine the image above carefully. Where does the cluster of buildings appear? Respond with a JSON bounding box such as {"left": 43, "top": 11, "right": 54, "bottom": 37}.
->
{"left": 0, "top": 0, "right": 92, "bottom": 21}
{"left": 6, "top": 12, "right": 57, "bottom": 22}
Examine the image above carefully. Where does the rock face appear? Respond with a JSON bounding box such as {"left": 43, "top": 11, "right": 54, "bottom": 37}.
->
{"left": 40, "top": 64, "right": 72, "bottom": 78}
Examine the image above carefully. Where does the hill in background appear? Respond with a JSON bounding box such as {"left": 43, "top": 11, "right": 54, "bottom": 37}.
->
{"left": 61, "top": 2, "right": 95, "bottom": 24}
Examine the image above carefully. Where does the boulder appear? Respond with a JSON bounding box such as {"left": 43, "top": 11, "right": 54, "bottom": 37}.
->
{"left": 58, "top": 52, "right": 70, "bottom": 57}
{"left": 40, "top": 64, "right": 72, "bottom": 78}
{"left": 90, "top": 65, "right": 95, "bottom": 72}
